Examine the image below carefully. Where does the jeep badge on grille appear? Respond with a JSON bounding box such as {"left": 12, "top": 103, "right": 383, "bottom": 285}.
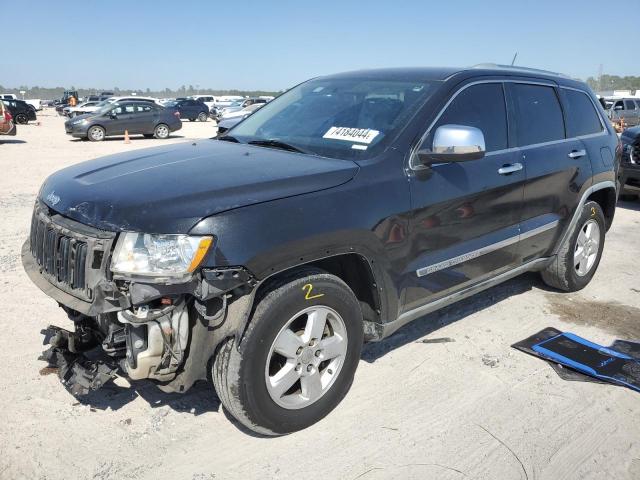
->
{"left": 46, "top": 191, "right": 60, "bottom": 206}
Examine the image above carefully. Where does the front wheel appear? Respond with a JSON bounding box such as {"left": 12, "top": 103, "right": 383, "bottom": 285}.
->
{"left": 87, "top": 125, "right": 105, "bottom": 142}
{"left": 213, "top": 268, "right": 363, "bottom": 435}
{"left": 197, "top": 112, "right": 208, "bottom": 122}
{"left": 541, "top": 200, "right": 606, "bottom": 291}
{"left": 154, "top": 123, "right": 170, "bottom": 139}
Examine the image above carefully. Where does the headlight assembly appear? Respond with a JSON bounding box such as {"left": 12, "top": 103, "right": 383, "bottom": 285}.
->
{"left": 110, "top": 233, "right": 213, "bottom": 282}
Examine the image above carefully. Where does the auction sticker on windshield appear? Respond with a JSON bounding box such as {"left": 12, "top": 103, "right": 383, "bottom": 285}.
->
{"left": 323, "top": 127, "right": 380, "bottom": 144}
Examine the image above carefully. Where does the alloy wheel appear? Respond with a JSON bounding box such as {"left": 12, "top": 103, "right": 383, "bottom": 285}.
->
{"left": 574, "top": 219, "right": 600, "bottom": 276}
{"left": 265, "top": 306, "right": 348, "bottom": 409}
{"left": 155, "top": 125, "right": 169, "bottom": 138}
{"left": 89, "top": 127, "right": 104, "bottom": 141}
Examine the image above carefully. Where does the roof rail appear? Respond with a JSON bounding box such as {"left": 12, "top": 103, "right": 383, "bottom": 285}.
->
{"left": 470, "top": 63, "right": 570, "bottom": 79}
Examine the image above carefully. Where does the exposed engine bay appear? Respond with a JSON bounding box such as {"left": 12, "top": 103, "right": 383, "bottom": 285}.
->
{"left": 41, "top": 299, "right": 193, "bottom": 396}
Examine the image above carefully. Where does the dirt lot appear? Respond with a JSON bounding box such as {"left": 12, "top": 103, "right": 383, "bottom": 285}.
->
{"left": 1, "top": 111, "right": 639, "bottom": 480}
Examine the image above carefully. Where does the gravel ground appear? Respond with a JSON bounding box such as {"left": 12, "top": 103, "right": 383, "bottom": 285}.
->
{"left": 1, "top": 111, "right": 639, "bottom": 480}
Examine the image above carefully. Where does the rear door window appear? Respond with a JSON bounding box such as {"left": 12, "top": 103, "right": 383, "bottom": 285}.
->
{"left": 430, "top": 83, "right": 508, "bottom": 152}
{"left": 512, "top": 84, "right": 565, "bottom": 146}
{"left": 563, "top": 89, "right": 603, "bottom": 137}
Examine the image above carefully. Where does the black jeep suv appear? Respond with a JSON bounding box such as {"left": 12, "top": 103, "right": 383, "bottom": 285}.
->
{"left": 22, "top": 65, "right": 619, "bottom": 435}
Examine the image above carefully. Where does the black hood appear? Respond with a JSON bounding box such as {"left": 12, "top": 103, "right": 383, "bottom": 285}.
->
{"left": 39, "top": 140, "right": 359, "bottom": 233}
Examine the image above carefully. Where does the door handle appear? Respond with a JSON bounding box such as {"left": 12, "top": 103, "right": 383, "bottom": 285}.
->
{"left": 498, "top": 163, "right": 523, "bottom": 175}
{"left": 568, "top": 149, "right": 586, "bottom": 159}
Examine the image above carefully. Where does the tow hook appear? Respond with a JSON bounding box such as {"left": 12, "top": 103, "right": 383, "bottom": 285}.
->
{"left": 39, "top": 325, "right": 118, "bottom": 397}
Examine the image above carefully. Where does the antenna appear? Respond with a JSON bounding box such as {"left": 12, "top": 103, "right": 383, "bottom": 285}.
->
{"left": 510, "top": 52, "right": 518, "bottom": 66}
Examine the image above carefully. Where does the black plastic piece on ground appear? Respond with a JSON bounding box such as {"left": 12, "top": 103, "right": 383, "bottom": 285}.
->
{"left": 513, "top": 327, "right": 640, "bottom": 390}
{"left": 39, "top": 325, "right": 118, "bottom": 397}
{"left": 512, "top": 327, "right": 605, "bottom": 383}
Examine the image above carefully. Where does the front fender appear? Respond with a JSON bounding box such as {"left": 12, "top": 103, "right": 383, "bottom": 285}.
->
{"left": 190, "top": 183, "right": 406, "bottom": 323}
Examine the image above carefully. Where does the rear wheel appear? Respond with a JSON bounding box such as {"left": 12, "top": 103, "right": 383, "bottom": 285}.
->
{"left": 541, "top": 201, "right": 605, "bottom": 291}
{"left": 87, "top": 125, "right": 105, "bottom": 142}
{"left": 198, "top": 112, "right": 208, "bottom": 122}
{"left": 154, "top": 123, "right": 170, "bottom": 139}
{"left": 15, "top": 113, "right": 28, "bottom": 124}
{"left": 213, "top": 268, "right": 363, "bottom": 435}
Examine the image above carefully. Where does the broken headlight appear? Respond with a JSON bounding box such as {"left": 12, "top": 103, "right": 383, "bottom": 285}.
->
{"left": 110, "top": 233, "right": 213, "bottom": 281}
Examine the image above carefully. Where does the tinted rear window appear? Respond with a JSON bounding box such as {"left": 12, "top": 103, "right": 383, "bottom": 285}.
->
{"left": 431, "top": 83, "right": 508, "bottom": 152}
{"left": 512, "top": 84, "right": 565, "bottom": 146}
{"left": 563, "top": 89, "right": 603, "bottom": 137}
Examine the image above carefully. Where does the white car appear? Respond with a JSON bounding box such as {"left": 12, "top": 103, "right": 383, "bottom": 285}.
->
{"left": 215, "top": 95, "right": 245, "bottom": 107}
{"left": 189, "top": 95, "right": 216, "bottom": 110}
{"left": 72, "top": 96, "right": 162, "bottom": 116}
{"left": 219, "top": 102, "right": 264, "bottom": 120}
{"left": 64, "top": 101, "right": 102, "bottom": 117}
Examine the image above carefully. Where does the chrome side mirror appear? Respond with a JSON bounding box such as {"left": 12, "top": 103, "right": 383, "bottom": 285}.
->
{"left": 417, "top": 124, "right": 486, "bottom": 165}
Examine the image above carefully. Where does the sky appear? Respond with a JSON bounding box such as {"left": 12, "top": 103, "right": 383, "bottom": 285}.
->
{"left": 4, "top": 0, "right": 637, "bottom": 92}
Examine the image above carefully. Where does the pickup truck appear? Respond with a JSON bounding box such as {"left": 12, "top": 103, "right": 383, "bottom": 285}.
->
{"left": 1, "top": 94, "right": 41, "bottom": 111}
{"left": 22, "top": 64, "right": 619, "bottom": 435}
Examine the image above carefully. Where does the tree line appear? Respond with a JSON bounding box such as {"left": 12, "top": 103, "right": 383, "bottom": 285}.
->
{"left": 0, "top": 84, "right": 282, "bottom": 100}
{"left": 586, "top": 75, "right": 640, "bottom": 92}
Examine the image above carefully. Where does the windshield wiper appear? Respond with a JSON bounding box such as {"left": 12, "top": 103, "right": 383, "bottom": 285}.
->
{"left": 248, "top": 139, "right": 308, "bottom": 154}
{"left": 218, "top": 135, "right": 240, "bottom": 143}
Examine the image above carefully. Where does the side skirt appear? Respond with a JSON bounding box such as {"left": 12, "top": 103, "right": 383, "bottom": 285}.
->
{"left": 372, "top": 257, "right": 552, "bottom": 340}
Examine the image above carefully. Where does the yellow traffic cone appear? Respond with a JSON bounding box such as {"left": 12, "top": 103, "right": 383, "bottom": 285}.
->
{"left": 124, "top": 130, "right": 131, "bottom": 144}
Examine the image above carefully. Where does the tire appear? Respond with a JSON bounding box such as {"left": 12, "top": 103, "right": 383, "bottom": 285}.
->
{"left": 87, "top": 125, "right": 105, "bottom": 142}
{"left": 198, "top": 112, "right": 208, "bottom": 122}
{"left": 15, "top": 113, "right": 28, "bottom": 125}
{"left": 541, "top": 201, "right": 606, "bottom": 291}
{"left": 154, "top": 123, "right": 170, "bottom": 139}
{"left": 213, "top": 267, "right": 363, "bottom": 435}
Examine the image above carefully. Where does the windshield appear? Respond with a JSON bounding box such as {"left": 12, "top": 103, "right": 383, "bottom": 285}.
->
{"left": 165, "top": 101, "right": 179, "bottom": 107}
{"left": 228, "top": 77, "right": 438, "bottom": 159}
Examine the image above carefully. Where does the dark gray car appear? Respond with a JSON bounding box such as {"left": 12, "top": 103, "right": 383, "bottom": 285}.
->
{"left": 65, "top": 101, "right": 182, "bottom": 141}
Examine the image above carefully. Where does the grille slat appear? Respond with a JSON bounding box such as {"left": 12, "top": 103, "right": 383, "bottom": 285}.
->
{"left": 73, "top": 243, "right": 87, "bottom": 289}
{"left": 30, "top": 211, "right": 90, "bottom": 297}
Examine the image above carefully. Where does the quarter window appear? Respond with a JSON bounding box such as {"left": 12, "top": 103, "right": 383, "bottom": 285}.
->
{"left": 430, "top": 83, "right": 508, "bottom": 152}
{"left": 563, "top": 89, "right": 603, "bottom": 137}
{"left": 512, "top": 84, "right": 565, "bottom": 146}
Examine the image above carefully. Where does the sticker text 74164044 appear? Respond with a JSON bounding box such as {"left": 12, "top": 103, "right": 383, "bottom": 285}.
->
{"left": 323, "top": 127, "right": 380, "bottom": 145}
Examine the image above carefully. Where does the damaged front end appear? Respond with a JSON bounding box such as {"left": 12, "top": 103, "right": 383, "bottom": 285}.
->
{"left": 23, "top": 201, "right": 257, "bottom": 397}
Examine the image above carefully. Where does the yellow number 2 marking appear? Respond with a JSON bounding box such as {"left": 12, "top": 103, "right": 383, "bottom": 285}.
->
{"left": 591, "top": 207, "right": 596, "bottom": 217}
{"left": 302, "top": 283, "right": 324, "bottom": 300}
